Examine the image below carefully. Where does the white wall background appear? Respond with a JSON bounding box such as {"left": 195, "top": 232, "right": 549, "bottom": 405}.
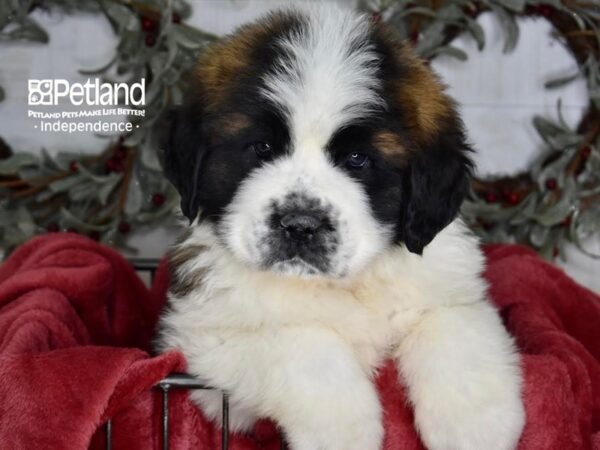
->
{"left": 1, "top": 0, "right": 598, "bottom": 292}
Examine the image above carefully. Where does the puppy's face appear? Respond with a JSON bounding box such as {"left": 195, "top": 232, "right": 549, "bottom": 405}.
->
{"left": 165, "top": 7, "right": 472, "bottom": 279}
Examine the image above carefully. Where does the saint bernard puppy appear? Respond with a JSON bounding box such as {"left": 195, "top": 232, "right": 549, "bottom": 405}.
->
{"left": 157, "top": 5, "right": 525, "bottom": 450}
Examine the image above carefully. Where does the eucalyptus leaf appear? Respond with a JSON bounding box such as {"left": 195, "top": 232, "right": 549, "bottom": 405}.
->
{"left": 435, "top": 4, "right": 466, "bottom": 21}
{"left": 509, "top": 194, "right": 537, "bottom": 224}
{"left": 534, "top": 179, "right": 576, "bottom": 226}
{"left": 98, "top": 173, "right": 123, "bottom": 205}
{"left": 78, "top": 164, "right": 120, "bottom": 184}
{"left": 102, "top": 1, "right": 139, "bottom": 32}
{"left": 577, "top": 211, "right": 600, "bottom": 237}
{"left": 141, "top": 138, "right": 163, "bottom": 171}
{"left": 546, "top": 133, "right": 582, "bottom": 151}
{"left": 124, "top": 173, "right": 143, "bottom": 215}
{"left": 490, "top": 4, "right": 519, "bottom": 53}
{"left": 545, "top": 72, "right": 580, "bottom": 89}
{"left": 170, "top": 84, "right": 183, "bottom": 106}
{"left": 123, "top": 128, "right": 145, "bottom": 147}
{"left": 571, "top": 221, "right": 600, "bottom": 259}
{"left": 492, "top": 0, "right": 525, "bottom": 13}
{"left": 172, "top": 25, "right": 213, "bottom": 50}
{"left": 465, "top": 16, "right": 485, "bottom": 50}
{"left": 569, "top": 10, "right": 586, "bottom": 31}
{"left": 415, "top": 21, "right": 447, "bottom": 57}
{"left": 35, "top": 189, "right": 57, "bottom": 202}
{"left": 394, "top": 6, "right": 437, "bottom": 19}
{"left": 537, "top": 154, "right": 570, "bottom": 190}
{"left": 79, "top": 55, "right": 117, "bottom": 75}
{"left": 555, "top": 99, "right": 569, "bottom": 129}
{"left": 15, "top": 206, "right": 36, "bottom": 237}
{"left": 538, "top": 229, "right": 561, "bottom": 260}
{"left": 8, "top": 18, "right": 48, "bottom": 43}
{"left": 532, "top": 116, "right": 569, "bottom": 144}
{"left": 54, "top": 152, "right": 85, "bottom": 171}
{"left": 60, "top": 207, "right": 112, "bottom": 231}
{"left": 0, "top": 153, "right": 38, "bottom": 174}
{"left": 529, "top": 223, "right": 550, "bottom": 247}
{"left": 69, "top": 181, "right": 98, "bottom": 201}
{"left": 433, "top": 45, "right": 468, "bottom": 61}
{"left": 40, "top": 148, "right": 61, "bottom": 171}
{"left": 49, "top": 174, "right": 84, "bottom": 193}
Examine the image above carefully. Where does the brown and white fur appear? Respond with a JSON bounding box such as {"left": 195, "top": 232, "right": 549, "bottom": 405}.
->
{"left": 157, "top": 5, "right": 525, "bottom": 450}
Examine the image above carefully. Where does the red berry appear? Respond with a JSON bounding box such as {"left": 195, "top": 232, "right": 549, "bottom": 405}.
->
{"left": 505, "top": 191, "right": 520, "bottom": 205}
{"left": 105, "top": 158, "right": 124, "bottom": 173}
{"left": 484, "top": 192, "right": 498, "bottom": 203}
{"left": 69, "top": 161, "right": 78, "bottom": 173}
{"left": 66, "top": 228, "right": 78, "bottom": 234}
{"left": 538, "top": 5, "right": 553, "bottom": 17}
{"left": 410, "top": 29, "right": 419, "bottom": 44}
{"left": 552, "top": 247, "right": 559, "bottom": 258}
{"left": 581, "top": 146, "right": 592, "bottom": 160}
{"left": 466, "top": 3, "right": 480, "bottom": 17}
{"left": 145, "top": 34, "right": 156, "bottom": 47}
{"left": 482, "top": 221, "right": 495, "bottom": 231}
{"left": 105, "top": 158, "right": 117, "bottom": 172}
{"left": 118, "top": 221, "right": 131, "bottom": 234}
{"left": 545, "top": 178, "right": 557, "bottom": 190}
{"left": 114, "top": 147, "right": 127, "bottom": 161}
{"left": 172, "top": 12, "right": 181, "bottom": 24}
{"left": 152, "top": 193, "right": 165, "bottom": 206}
{"left": 141, "top": 18, "right": 154, "bottom": 32}
{"left": 47, "top": 223, "right": 59, "bottom": 232}
{"left": 89, "top": 231, "right": 101, "bottom": 241}
{"left": 561, "top": 215, "right": 572, "bottom": 227}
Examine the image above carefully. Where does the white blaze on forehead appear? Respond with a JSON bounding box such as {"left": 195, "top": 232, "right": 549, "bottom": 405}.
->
{"left": 261, "top": 6, "right": 383, "bottom": 153}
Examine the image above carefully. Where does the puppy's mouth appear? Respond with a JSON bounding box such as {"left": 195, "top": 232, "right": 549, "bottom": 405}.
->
{"left": 267, "top": 256, "right": 326, "bottom": 277}
{"left": 258, "top": 205, "right": 338, "bottom": 277}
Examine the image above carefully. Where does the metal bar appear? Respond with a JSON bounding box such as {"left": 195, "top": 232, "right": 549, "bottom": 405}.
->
{"left": 128, "top": 258, "right": 161, "bottom": 272}
{"left": 99, "top": 374, "right": 232, "bottom": 450}
{"left": 105, "top": 419, "right": 112, "bottom": 450}
{"left": 222, "top": 393, "right": 229, "bottom": 450}
{"left": 158, "top": 373, "right": 211, "bottom": 390}
{"left": 162, "top": 384, "right": 170, "bottom": 450}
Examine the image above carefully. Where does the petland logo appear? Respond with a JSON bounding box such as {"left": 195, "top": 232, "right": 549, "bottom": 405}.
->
{"left": 28, "top": 79, "right": 145, "bottom": 106}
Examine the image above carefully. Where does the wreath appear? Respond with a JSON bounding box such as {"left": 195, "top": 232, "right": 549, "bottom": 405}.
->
{"left": 0, "top": 0, "right": 598, "bottom": 261}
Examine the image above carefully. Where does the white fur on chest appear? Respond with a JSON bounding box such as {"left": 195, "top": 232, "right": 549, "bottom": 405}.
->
{"left": 160, "top": 219, "right": 486, "bottom": 377}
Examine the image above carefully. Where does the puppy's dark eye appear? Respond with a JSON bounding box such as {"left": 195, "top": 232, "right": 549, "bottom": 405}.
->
{"left": 346, "top": 152, "right": 370, "bottom": 169}
{"left": 247, "top": 142, "right": 273, "bottom": 159}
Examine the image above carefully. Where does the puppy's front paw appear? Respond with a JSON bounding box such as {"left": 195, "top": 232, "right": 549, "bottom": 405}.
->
{"left": 287, "top": 413, "right": 383, "bottom": 450}
{"left": 282, "top": 384, "right": 383, "bottom": 450}
{"left": 414, "top": 385, "right": 525, "bottom": 450}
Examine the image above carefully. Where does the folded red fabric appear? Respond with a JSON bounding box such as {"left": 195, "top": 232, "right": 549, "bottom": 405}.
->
{"left": 0, "top": 234, "right": 598, "bottom": 449}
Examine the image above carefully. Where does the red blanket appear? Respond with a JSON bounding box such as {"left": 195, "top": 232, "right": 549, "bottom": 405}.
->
{"left": 0, "top": 234, "right": 599, "bottom": 450}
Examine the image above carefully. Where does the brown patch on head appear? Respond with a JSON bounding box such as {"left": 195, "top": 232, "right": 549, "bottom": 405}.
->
{"left": 217, "top": 113, "right": 251, "bottom": 137}
{"left": 395, "top": 43, "right": 452, "bottom": 143}
{"left": 373, "top": 24, "right": 453, "bottom": 144}
{"left": 197, "top": 12, "right": 300, "bottom": 111}
{"left": 372, "top": 130, "right": 410, "bottom": 165}
{"left": 168, "top": 242, "right": 208, "bottom": 297}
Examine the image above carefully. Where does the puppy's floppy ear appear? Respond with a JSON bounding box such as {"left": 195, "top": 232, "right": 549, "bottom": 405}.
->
{"left": 402, "top": 125, "right": 473, "bottom": 254}
{"left": 162, "top": 104, "right": 207, "bottom": 222}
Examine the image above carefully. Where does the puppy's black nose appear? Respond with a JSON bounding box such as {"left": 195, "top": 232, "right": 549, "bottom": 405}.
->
{"left": 280, "top": 212, "right": 323, "bottom": 241}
